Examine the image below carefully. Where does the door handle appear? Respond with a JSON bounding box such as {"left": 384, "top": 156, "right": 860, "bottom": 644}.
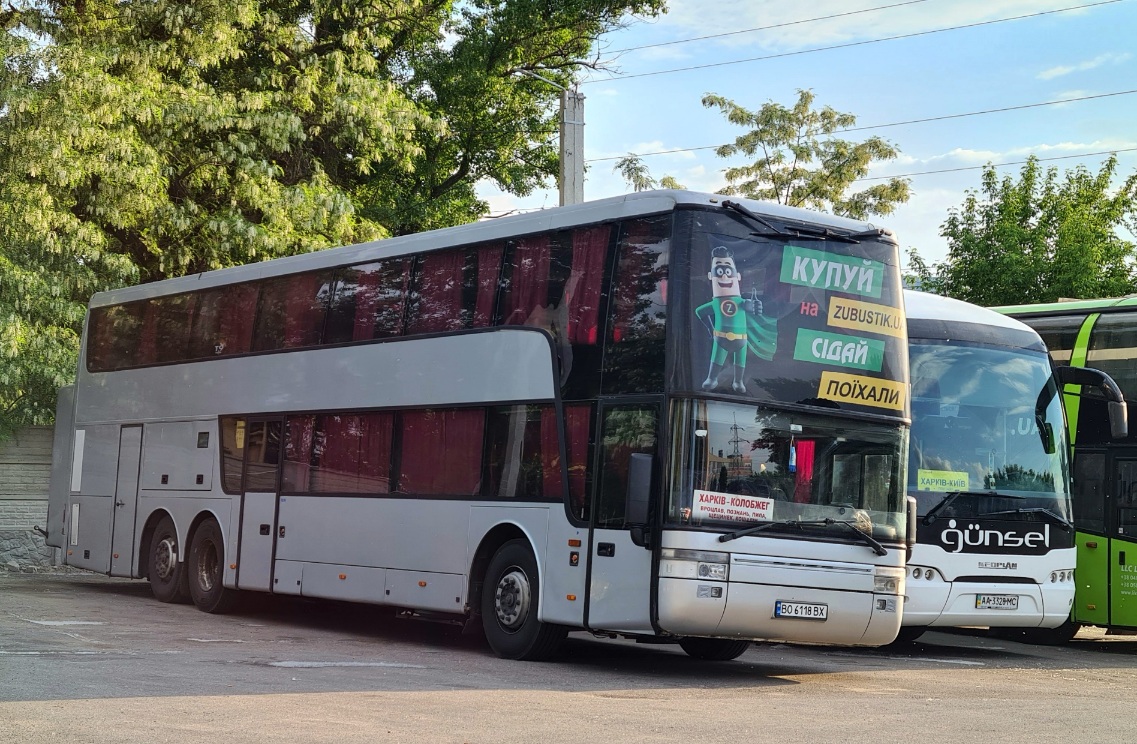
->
{"left": 114, "top": 500, "right": 125, "bottom": 507}
{"left": 597, "top": 542, "right": 615, "bottom": 557}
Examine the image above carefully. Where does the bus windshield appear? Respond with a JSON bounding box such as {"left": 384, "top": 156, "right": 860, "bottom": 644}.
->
{"left": 908, "top": 341, "right": 1071, "bottom": 519}
{"left": 668, "top": 399, "right": 907, "bottom": 542}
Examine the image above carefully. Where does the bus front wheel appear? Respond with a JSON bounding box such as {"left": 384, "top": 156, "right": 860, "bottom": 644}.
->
{"left": 187, "top": 519, "right": 240, "bottom": 614}
{"left": 481, "top": 539, "right": 566, "bottom": 661}
{"left": 147, "top": 515, "right": 189, "bottom": 603}
{"left": 678, "top": 637, "right": 752, "bottom": 661}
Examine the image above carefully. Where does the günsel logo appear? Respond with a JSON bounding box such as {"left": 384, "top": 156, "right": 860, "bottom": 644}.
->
{"left": 939, "top": 519, "right": 1051, "bottom": 554}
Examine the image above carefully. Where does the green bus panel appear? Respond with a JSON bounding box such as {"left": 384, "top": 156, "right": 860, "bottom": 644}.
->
{"left": 1074, "top": 532, "right": 1110, "bottom": 626}
{"left": 1111, "top": 536, "right": 1137, "bottom": 628}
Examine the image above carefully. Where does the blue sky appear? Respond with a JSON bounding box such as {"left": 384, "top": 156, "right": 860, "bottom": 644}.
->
{"left": 477, "top": 0, "right": 1137, "bottom": 268}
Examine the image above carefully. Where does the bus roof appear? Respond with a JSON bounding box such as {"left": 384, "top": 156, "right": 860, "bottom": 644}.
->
{"left": 905, "top": 290, "right": 1037, "bottom": 334}
{"left": 992, "top": 296, "right": 1137, "bottom": 317}
{"left": 89, "top": 190, "right": 894, "bottom": 308}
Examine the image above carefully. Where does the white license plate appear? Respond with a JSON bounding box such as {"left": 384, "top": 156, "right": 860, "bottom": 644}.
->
{"left": 774, "top": 600, "right": 828, "bottom": 620}
{"left": 975, "top": 594, "right": 1019, "bottom": 610}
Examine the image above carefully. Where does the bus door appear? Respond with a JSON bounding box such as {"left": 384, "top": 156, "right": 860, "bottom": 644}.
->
{"left": 108, "top": 425, "right": 142, "bottom": 577}
{"left": 1111, "top": 455, "right": 1137, "bottom": 626}
{"left": 585, "top": 400, "right": 660, "bottom": 634}
{"left": 236, "top": 417, "right": 283, "bottom": 592}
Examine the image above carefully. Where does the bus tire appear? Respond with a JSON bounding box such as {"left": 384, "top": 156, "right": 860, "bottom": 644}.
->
{"left": 148, "top": 515, "right": 189, "bottom": 604}
{"left": 187, "top": 519, "right": 240, "bottom": 614}
{"left": 481, "top": 539, "right": 566, "bottom": 661}
{"left": 678, "top": 637, "right": 752, "bottom": 661}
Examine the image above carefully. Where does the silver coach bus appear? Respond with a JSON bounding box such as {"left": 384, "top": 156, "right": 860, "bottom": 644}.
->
{"left": 47, "top": 191, "right": 912, "bottom": 660}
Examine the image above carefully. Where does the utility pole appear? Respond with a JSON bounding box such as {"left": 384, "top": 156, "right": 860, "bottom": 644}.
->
{"left": 559, "top": 87, "right": 585, "bottom": 206}
{"left": 518, "top": 71, "right": 585, "bottom": 206}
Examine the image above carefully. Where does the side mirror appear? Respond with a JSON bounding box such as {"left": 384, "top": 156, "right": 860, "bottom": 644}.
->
{"left": 1037, "top": 418, "right": 1056, "bottom": 455}
{"left": 905, "top": 495, "right": 918, "bottom": 563}
{"left": 626, "top": 453, "right": 653, "bottom": 548}
{"left": 1052, "top": 366, "right": 1128, "bottom": 440}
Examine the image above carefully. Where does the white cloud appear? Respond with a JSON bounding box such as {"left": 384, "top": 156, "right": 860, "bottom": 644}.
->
{"left": 1037, "top": 52, "right": 1132, "bottom": 80}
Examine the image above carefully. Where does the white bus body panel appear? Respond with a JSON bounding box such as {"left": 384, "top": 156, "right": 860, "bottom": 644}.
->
{"left": 656, "top": 530, "right": 903, "bottom": 645}
{"left": 903, "top": 544, "right": 1076, "bottom": 628}
{"left": 46, "top": 386, "right": 77, "bottom": 549}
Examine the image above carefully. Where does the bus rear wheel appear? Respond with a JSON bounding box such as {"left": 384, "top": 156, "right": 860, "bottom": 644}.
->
{"left": 678, "top": 637, "right": 752, "bottom": 661}
{"left": 481, "top": 539, "right": 566, "bottom": 661}
{"left": 187, "top": 519, "right": 240, "bottom": 614}
{"left": 147, "top": 515, "right": 189, "bottom": 603}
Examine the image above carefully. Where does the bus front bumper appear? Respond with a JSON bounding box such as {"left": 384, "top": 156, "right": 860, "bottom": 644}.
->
{"left": 902, "top": 580, "right": 1074, "bottom": 629}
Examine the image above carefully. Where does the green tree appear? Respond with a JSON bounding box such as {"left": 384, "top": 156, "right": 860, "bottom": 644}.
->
{"left": 0, "top": 0, "right": 663, "bottom": 435}
{"left": 918, "top": 155, "right": 1137, "bottom": 306}
{"left": 701, "top": 88, "right": 910, "bottom": 220}
{"left": 614, "top": 153, "right": 656, "bottom": 192}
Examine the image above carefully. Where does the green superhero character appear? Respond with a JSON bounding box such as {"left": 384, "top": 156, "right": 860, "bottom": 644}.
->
{"left": 696, "top": 246, "right": 761, "bottom": 393}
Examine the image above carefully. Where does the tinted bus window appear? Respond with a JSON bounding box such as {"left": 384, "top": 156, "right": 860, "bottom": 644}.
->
{"left": 397, "top": 409, "right": 485, "bottom": 495}
{"left": 189, "top": 283, "right": 259, "bottom": 358}
{"left": 406, "top": 245, "right": 501, "bottom": 335}
{"left": 324, "top": 258, "right": 412, "bottom": 343}
{"left": 1025, "top": 314, "right": 1085, "bottom": 365}
{"left": 284, "top": 413, "right": 394, "bottom": 494}
{"left": 602, "top": 217, "right": 671, "bottom": 394}
{"left": 1087, "top": 311, "right": 1137, "bottom": 399}
{"left": 484, "top": 405, "right": 562, "bottom": 501}
{"left": 252, "top": 271, "right": 334, "bottom": 352}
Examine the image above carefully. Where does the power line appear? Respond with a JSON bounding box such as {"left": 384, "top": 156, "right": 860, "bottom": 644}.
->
{"left": 608, "top": 0, "right": 933, "bottom": 54}
{"left": 585, "top": 89, "right": 1137, "bottom": 163}
{"left": 485, "top": 147, "right": 1137, "bottom": 217}
{"left": 853, "top": 146, "right": 1137, "bottom": 182}
{"left": 583, "top": 0, "right": 1125, "bottom": 84}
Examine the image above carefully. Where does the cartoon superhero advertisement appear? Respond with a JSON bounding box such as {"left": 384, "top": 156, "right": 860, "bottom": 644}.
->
{"left": 688, "top": 222, "right": 908, "bottom": 417}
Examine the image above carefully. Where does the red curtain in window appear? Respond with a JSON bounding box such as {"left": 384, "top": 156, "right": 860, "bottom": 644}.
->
{"left": 567, "top": 226, "right": 610, "bottom": 345}
{"left": 359, "top": 412, "right": 394, "bottom": 494}
{"left": 317, "top": 415, "right": 363, "bottom": 492}
{"left": 282, "top": 416, "right": 315, "bottom": 492}
{"left": 136, "top": 302, "right": 160, "bottom": 366}
{"left": 540, "top": 408, "right": 563, "bottom": 499}
{"left": 351, "top": 268, "right": 382, "bottom": 341}
{"left": 565, "top": 404, "right": 591, "bottom": 518}
{"left": 501, "top": 235, "right": 551, "bottom": 326}
{"left": 282, "top": 273, "right": 327, "bottom": 348}
{"left": 399, "top": 409, "right": 484, "bottom": 495}
{"left": 474, "top": 244, "right": 503, "bottom": 327}
{"left": 793, "top": 440, "right": 816, "bottom": 503}
{"left": 407, "top": 251, "right": 465, "bottom": 334}
{"left": 217, "top": 283, "right": 258, "bottom": 355}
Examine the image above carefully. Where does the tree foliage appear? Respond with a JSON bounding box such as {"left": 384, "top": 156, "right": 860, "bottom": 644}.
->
{"left": 613, "top": 153, "right": 656, "bottom": 192}
{"left": 702, "top": 89, "right": 910, "bottom": 220}
{"left": 0, "top": 0, "right": 663, "bottom": 435}
{"left": 910, "top": 155, "right": 1137, "bottom": 306}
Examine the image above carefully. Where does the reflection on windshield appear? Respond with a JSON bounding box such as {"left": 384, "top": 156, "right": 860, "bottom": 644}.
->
{"left": 908, "top": 341, "right": 1070, "bottom": 518}
{"left": 668, "top": 399, "right": 907, "bottom": 541}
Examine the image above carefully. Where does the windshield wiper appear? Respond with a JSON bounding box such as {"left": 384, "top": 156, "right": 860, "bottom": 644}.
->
{"left": 721, "top": 199, "right": 795, "bottom": 237}
{"left": 922, "top": 490, "right": 1025, "bottom": 525}
{"left": 718, "top": 517, "right": 887, "bottom": 556}
{"left": 718, "top": 519, "right": 810, "bottom": 543}
{"left": 978, "top": 507, "right": 1072, "bottom": 532}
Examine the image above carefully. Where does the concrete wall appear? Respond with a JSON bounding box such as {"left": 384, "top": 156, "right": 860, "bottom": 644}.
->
{"left": 0, "top": 426, "right": 58, "bottom": 570}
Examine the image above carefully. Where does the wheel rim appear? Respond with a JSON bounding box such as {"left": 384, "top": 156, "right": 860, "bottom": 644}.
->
{"left": 494, "top": 567, "right": 531, "bottom": 631}
{"left": 196, "top": 538, "right": 219, "bottom": 593}
{"left": 154, "top": 536, "right": 178, "bottom": 581}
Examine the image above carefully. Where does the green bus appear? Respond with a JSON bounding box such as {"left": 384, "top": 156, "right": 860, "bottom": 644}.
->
{"left": 996, "top": 297, "right": 1137, "bottom": 635}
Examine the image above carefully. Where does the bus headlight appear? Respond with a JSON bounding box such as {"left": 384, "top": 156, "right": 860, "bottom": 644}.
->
{"left": 660, "top": 548, "right": 730, "bottom": 581}
{"left": 874, "top": 567, "right": 904, "bottom": 594}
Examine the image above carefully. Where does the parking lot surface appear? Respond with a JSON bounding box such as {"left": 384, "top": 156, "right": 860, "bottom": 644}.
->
{"left": 1, "top": 572, "right": 1135, "bottom": 743}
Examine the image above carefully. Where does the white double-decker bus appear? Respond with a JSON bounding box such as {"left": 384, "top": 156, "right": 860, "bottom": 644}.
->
{"left": 900, "top": 291, "right": 1124, "bottom": 643}
{"left": 47, "top": 191, "right": 912, "bottom": 660}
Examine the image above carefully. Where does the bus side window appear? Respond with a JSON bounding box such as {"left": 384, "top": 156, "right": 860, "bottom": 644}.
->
{"left": 324, "top": 258, "right": 411, "bottom": 343}
{"left": 219, "top": 417, "right": 246, "bottom": 494}
{"left": 407, "top": 246, "right": 500, "bottom": 335}
{"left": 396, "top": 409, "right": 485, "bottom": 496}
{"left": 1072, "top": 452, "right": 1106, "bottom": 533}
{"left": 595, "top": 405, "right": 658, "bottom": 528}
{"left": 252, "top": 271, "right": 334, "bottom": 352}
{"left": 244, "top": 421, "right": 282, "bottom": 492}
